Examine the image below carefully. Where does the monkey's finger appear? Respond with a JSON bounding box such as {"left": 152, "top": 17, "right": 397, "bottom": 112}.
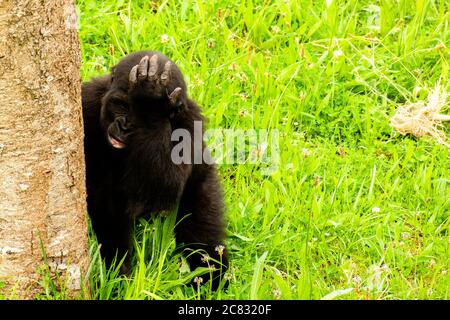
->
{"left": 129, "top": 65, "right": 138, "bottom": 87}
{"left": 160, "top": 61, "right": 172, "bottom": 86}
{"left": 137, "top": 55, "right": 149, "bottom": 80}
{"left": 168, "top": 87, "right": 184, "bottom": 107}
{"left": 148, "top": 54, "right": 159, "bottom": 79}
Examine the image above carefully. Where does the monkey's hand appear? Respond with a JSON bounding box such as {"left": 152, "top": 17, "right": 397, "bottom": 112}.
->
{"left": 128, "top": 54, "right": 187, "bottom": 110}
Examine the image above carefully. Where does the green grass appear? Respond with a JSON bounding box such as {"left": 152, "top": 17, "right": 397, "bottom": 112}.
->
{"left": 72, "top": 0, "right": 450, "bottom": 300}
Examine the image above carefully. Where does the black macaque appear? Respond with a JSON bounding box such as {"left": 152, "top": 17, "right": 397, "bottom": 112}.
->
{"left": 81, "top": 51, "right": 228, "bottom": 290}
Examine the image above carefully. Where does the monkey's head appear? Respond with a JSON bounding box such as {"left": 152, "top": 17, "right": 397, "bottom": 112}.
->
{"left": 100, "top": 51, "right": 187, "bottom": 149}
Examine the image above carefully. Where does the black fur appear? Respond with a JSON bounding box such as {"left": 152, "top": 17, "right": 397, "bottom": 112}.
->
{"left": 81, "top": 51, "right": 228, "bottom": 289}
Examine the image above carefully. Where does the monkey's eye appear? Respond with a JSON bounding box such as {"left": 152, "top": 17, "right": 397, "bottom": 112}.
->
{"left": 108, "top": 97, "right": 129, "bottom": 111}
{"left": 112, "top": 103, "right": 129, "bottom": 113}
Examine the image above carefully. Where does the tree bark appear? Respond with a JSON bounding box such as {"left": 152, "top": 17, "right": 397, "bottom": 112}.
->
{"left": 0, "top": 1, "right": 89, "bottom": 299}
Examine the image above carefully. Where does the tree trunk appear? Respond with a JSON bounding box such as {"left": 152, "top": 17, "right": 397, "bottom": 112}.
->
{"left": 0, "top": 1, "right": 89, "bottom": 299}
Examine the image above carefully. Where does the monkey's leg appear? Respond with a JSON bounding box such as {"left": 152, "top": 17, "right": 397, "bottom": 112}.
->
{"left": 92, "top": 211, "right": 133, "bottom": 275}
{"left": 175, "top": 168, "right": 229, "bottom": 290}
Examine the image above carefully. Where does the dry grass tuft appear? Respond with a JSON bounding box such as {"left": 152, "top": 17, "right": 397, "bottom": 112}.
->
{"left": 390, "top": 83, "right": 450, "bottom": 147}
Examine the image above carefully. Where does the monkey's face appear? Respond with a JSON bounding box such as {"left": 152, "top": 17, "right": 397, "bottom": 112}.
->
{"left": 100, "top": 79, "right": 172, "bottom": 151}
{"left": 100, "top": 89, "right": 132, "bottom": 149}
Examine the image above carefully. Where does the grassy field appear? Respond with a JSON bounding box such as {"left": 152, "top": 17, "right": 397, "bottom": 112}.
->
{"left": 74, "top": 0, "right": 450, "bottom": 300}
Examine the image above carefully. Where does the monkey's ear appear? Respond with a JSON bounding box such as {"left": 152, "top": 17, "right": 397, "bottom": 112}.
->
{"left": 110, "top": 67, "right": 116, "bottom": 82}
